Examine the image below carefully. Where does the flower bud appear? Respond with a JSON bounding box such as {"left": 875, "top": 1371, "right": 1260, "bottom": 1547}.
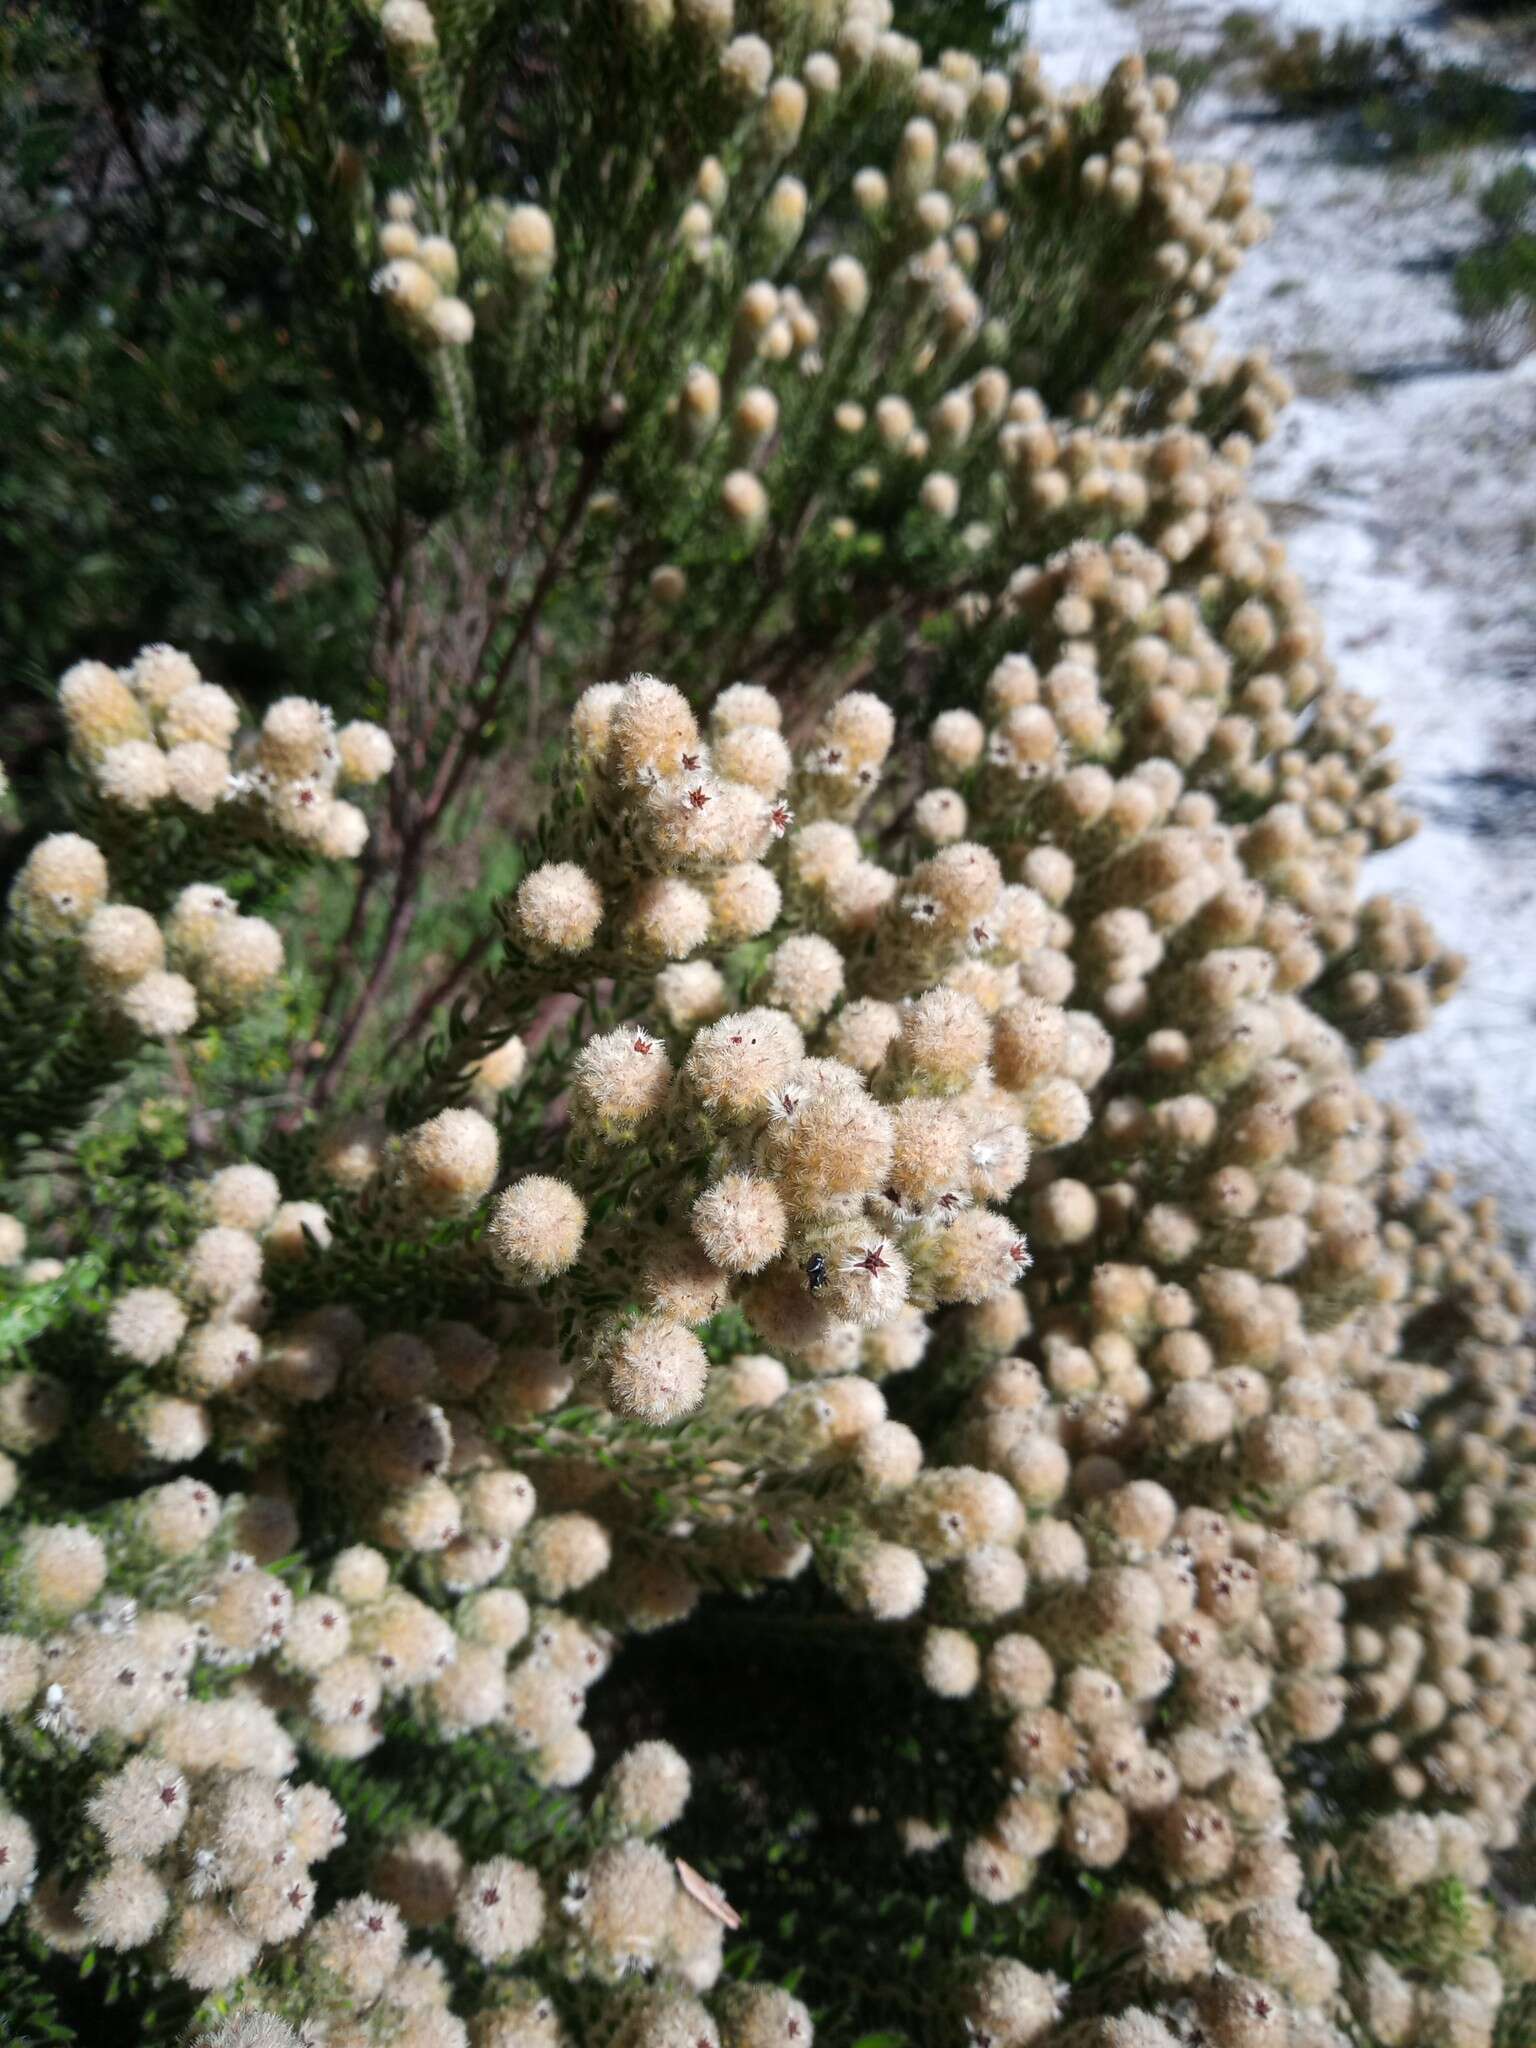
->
{"left": 399, "top": 1108, "right": 499, "bottom": 1218}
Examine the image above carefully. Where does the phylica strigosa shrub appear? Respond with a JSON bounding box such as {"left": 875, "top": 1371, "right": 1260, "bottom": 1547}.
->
{"left": 0, "top": 5, "right": 1531, "bottom": 2047}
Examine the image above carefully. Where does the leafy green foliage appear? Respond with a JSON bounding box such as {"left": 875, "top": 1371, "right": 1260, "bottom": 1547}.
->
{"left": 0, "top": 0, "right": 1006, "bottom": 721}
{"left": 0, "top": 1928, "right": 77, "bottom": 2047}
{"left": 0, "top": 924, "right": 138, "bottom": 1179}
{"left": 0, "top": 291, "right": 370, "bottom": 713}
{"left": 597, "top": 1596, "right": 999, "bottom": 2043}
{"left": 1455, "top": 165, "right": 1536, "bottom": 363}
{"left": 1253, "top": 27, "right": 1533, "bottom": 160}
{"left": 0, "top": 1854, "right": 202, "bottom": 2045}
{"left": 0, "top": 7, "right": 375, "bottom": 724}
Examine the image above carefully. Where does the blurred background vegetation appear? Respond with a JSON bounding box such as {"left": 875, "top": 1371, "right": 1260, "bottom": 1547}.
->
{"left": 0, "top": 0, "right": 1017, "bottom": 1092}
{"left": 0, "top": 0, "right": 1011, "bottom": 725}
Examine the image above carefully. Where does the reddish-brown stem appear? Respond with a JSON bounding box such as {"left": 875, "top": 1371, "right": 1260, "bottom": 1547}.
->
{"left": 420, "top": 438, "right": 606, "bottom": 832}
{"left": 311, "top": 837, "right": 428, "bottom": 1105}
{"left": 167, "top": 1041, "right": 214, "bottom": 1154}
{"left": 412, "top": 438, "right": 549, "bottom": 782}
{"left": 288, "top": 539, "right": 417, "bottom": 1094}
{"left": 308, "top": 443, "right": 610, "bottom": 1109}
{"left": 382, "top": 925, "right": 500, "bottom": 1065}
{"left": 296, "top": 847, "right": 383, "bottom": 1065}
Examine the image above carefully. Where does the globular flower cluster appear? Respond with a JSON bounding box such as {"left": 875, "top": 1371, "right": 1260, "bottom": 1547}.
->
{"left": 2, "top": 7, "right": 1534, "bottom": 2048}
{"left": 385, "top": 674, "right": 1102, "bottom": 1624}
{"left": 54, "top": 644, "right": 390, "bottom": 853}
{"left": 192, "top": 657, "right": 1520, "bottom": 2048}
{"left": 355, "top": 0, "right": 1279, "bottom": 640}
{"left": 11, "top": 861, "right": 290, "bottom": 1043}
{"left": 7, "top": 651, "right": 386, "bottom": 1048}
{"left": 373, "top": 193, "right": 478, "bottom": 354}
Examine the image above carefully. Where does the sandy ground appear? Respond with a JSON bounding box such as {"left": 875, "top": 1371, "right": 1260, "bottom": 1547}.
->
{"left": 1028, "top": 0, "right": 1536, "bottom": 1236}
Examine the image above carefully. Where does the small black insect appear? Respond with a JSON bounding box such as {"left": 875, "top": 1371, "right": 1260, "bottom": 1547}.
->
{"left": 804, "top": 1253, "right": 829, "bottom": 1294}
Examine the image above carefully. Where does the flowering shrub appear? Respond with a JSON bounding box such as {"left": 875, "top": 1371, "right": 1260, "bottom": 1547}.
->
{"left": 0, "top": 6, "right": 1532, "bottom": 2048}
